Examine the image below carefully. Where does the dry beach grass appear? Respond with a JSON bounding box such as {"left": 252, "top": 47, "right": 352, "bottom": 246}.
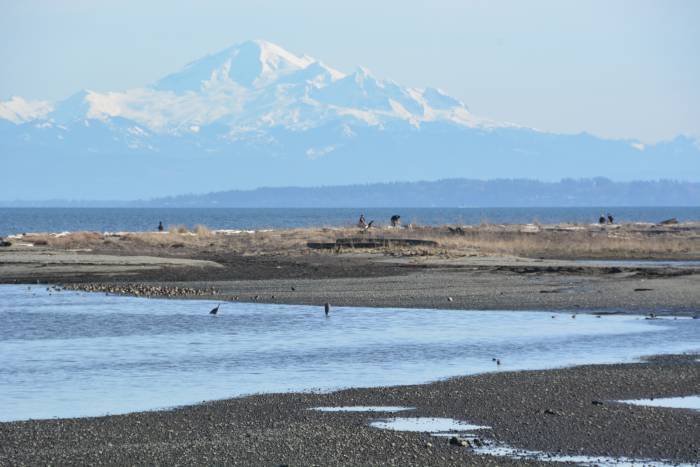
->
{"left": 12, "top": 222, "right": 700, "bottom": 260}
{"left": 4, "top": 221, "right": 700, "bottom": 314}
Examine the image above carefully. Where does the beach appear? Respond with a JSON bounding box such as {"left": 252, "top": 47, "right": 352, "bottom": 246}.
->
{"left": 1, "top": 223, "right": 699, "bottom": 465}
{"left": 1, "top": 354, "right": 698, "bottom": 465}
{"left": 2, "top": 223, "right": 700, "bottom": 314}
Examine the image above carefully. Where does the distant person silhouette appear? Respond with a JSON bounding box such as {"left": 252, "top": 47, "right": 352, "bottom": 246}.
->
{"left": 607, "top": 213, "right": 614, "bottom": 224}
{"left": 358, "top": 214, "right": 367, "bottom": 228}
{"left": 599, "top": 215, "right": 606, "bottom": 225}
{"left": 158, "top": 221, "right": 164, "bottom": 232}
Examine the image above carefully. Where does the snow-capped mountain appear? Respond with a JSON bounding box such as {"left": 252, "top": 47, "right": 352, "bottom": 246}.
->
{"left": 9, "top": 40, "right": 488, "bottom": 133}
{"left": 1, "top": 40, "right": 698, "bottom": 200}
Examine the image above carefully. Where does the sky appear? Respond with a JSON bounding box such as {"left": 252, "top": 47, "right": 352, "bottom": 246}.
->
{"left": 1, "top": 0, "right": 699, "bottom": 143}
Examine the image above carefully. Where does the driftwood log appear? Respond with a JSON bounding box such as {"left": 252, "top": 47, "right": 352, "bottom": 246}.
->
{"left": 308, "top": 238, "right": 438, "bottom": 249}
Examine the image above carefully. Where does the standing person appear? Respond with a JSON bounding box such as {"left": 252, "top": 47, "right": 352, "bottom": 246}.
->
{"left": 358, "top": 214, "right": 367, "bottom": 228}
{"left": 607, "top": 213, "right": 614, "bottom": 224}
{"left": 158, "top": 221, "right": 164, "bottom": 232}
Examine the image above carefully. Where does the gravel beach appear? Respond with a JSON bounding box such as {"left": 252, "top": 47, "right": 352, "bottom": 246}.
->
{"left": 1, "top": 225, "right": 699, "bottom": 465}
{"left": 1, "top": 354, "right": 698, "bottom": 466}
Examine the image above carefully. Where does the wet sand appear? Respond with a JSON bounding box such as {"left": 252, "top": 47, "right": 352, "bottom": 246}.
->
{"left": 1, "top": 243, "right": 700, "bottom": 314}
{"left": 1, "top": 354, "right": 698, "bottom": 465}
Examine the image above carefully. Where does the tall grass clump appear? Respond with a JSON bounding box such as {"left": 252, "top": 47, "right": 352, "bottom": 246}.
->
{"left": 168, "top": 225, "right": 189, "bottom": 234}
{"left": 194, "top": 225, "right": 213, "bottom": 237}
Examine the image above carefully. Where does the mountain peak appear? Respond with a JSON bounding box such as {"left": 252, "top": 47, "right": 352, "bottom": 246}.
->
{"left": 49, "top": 89, "right": 92, "bottom": 123}
{"left": 245, "top": 39, "right": 314, "bottom": 70}
{"left": 154, "top": 39, "right": 315, "bottom": 92}
{"left": 2, "top": 39, "right": 699, "bottom": 200}
{"left": 2, "top": 39, "right": 484, "bottom": 133}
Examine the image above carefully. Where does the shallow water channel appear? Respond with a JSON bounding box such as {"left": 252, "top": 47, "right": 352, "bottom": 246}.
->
{"left": 574, "top": 259, "right": 700, "bottom": 268}
{"left": 1, "top": 284, "right": 698, "bottom": 421}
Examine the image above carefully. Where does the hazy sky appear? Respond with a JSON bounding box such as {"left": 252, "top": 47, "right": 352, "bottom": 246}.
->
{"left": 1, "top": 0, "right": 698, "bottom": 143}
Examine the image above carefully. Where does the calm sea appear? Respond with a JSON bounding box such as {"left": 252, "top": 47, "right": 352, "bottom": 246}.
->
{"left": 1, "top": 207, "right": 699, "bottom": 237}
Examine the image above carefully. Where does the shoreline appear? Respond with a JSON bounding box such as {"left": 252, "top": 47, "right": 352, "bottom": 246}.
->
{"left": 59, "top": 271, "right": 700, "bottom": 316}
{"left": 1, "top": 223, "right": 699, "bottom": 315}
{"left": 2, "top": 354, "right": 698, "bottom": 465}
{"left": 2, "top": 224, "right": 699, "bottom": 464}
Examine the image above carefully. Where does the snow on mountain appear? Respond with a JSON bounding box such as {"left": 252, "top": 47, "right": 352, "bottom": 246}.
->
{"left": 0, "top": 96, "right": 53, "bottom": 124}
{"left": 1, "top": 40, "right": 698, "bottom": 200}
{"left": 155, "top": 39, "right": 319, "bottom": 91}
{"left": 0, "top": 40, "right": 492, "bottom": 135}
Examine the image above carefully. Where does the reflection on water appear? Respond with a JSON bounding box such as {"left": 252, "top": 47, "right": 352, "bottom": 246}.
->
{"left": 1, "top": 285, "right": 698, "bottom": 421}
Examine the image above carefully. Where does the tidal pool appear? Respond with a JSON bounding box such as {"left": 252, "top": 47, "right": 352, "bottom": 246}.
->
{"left": 470, "top": 443, "right": 696, "bottom": 467}
{"left": 1, "top": 284, "right": 698, "bottom": 421}
{"left": 368, "top": 417, "right": 695, "bottom": 466}
{"left": 369, "top": 417, "right": 487, "bottom": 433}
{"left": 575, "top": 259, "right": 700, "bottom": 268}
{"left": 312, "top": 406, "right": 414, "bottom": 413}
{"left": 617, "top": 396, "right": 700, "bottom": 411}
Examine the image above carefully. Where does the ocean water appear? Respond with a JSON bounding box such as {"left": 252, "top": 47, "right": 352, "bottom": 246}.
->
{"left": 1, "top": 285, "right": 698, "bottom": 422}
{"left": 1, "top": 206, "right": 699, "bottom": 237}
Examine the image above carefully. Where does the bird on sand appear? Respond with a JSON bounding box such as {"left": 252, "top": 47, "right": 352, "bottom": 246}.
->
{"left": 210, "top": 304, "right": 220, "bottom": 315}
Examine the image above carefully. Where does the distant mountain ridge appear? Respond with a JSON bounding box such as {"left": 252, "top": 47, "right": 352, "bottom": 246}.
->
{"left": 1, "top": 39, "right": 699, "bottom": 200}
{"left": 2, "top": 178, "right": 698, "bottom": 207}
